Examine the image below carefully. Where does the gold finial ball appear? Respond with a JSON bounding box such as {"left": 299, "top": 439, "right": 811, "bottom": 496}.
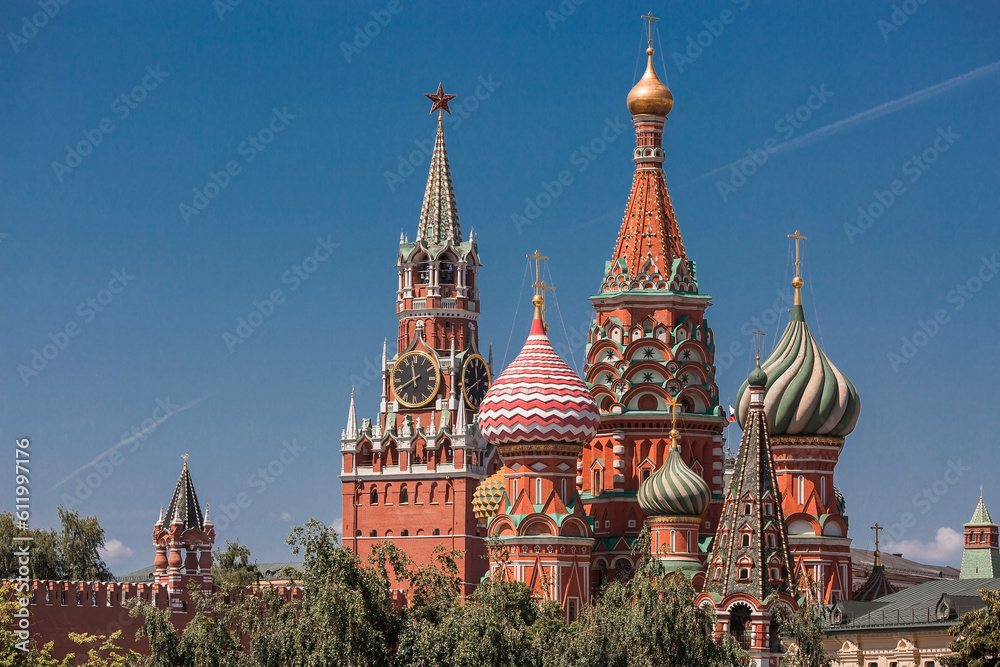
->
{"left": 792, "top": 276, "right": 804, "bottom": 288}
{"left": 669, "top": 428, "right": 680, "bottom": 439}
{"left": 532, "top": 294, "right": 544, "bottom": 307}
{"left": 646, "top": 47, "right": 654, "bottom": 56}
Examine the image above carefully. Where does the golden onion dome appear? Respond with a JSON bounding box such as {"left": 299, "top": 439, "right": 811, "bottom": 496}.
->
{"left": 627, "top": 48, "right": 674, "bottom": 117}
{"left": 472, "top": 470, "right": 505, "bottom": 522}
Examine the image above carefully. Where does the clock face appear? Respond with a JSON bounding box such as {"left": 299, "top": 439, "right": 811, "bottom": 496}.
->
{"left": 391, "top": 351, "right": 441, "bottom": 408}
{"left": 461, "top": 354, "right": 491, "bottom": 409}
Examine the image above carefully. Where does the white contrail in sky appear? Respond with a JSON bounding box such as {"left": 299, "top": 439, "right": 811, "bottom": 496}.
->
{"left": 688, "top": 60, "right": 1000, "bottom": 184}
{"left": 51, "top": 394, "right": 213, "bottom": 489}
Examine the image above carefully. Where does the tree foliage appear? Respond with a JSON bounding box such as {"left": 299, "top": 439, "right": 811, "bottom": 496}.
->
{"left": 0, "top": 507, "right": 112, "bottom": 582}
{"left": 769, "top": 583, "right": 831, "bottom": 667}
{"left": 5, "top": 519, "right": 756, "bottom": 666}
{"left": 942, "top": 587, "right": 1000, "bottom": 667}
{"left": 212, "top": 540, "right": 262, "bottom": 590}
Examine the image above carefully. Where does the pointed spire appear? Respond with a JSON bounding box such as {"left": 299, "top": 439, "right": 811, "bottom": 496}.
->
{"left": 165, "top": 456, "right": 204, "bottom": 531}
{"left": 204, "top": 504, "right": 212, "bottom": 526}
{"left": 454, "top": 400, "right": 468, "bottom": 435}
{"left": 157, "top": 505, "right": 164, "bottom": 526}
{"left": 345, "top": 388, "right": 359, "bottom": 439}
{"left": 416, "top": 88, "right": 462, "bottom": 246}
{"left": 602, "top": 28, "right": 689, "bottom": 296}
{"left": 400, "top": 229, "right": 405, "bottom": 244}
{"left": 488, "top": 343, "right": 494, "bottom": 374}
{"left": 704, "top": 365, "right": 793, "bottom": 600}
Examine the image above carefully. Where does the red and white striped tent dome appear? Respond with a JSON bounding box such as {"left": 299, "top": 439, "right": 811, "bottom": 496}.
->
{"left": 478, "top": 310, "right": 599, "bottom": 447}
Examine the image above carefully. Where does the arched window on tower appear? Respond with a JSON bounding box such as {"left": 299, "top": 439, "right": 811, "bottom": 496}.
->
{"left": 370, "top": 487, "right": 378, "bottom": 506}
{"left": 399, "top": 485, "right": 409, "bottom": 505}
{"left": 418, "top": 262, "right": 430, "bottom": 285}
{"left": 821, "top": 476, "right": 827, "bottom": 505}
{"left": 797, "top": 476, "right": 805, "bottom": 505}
{"left": 536, "top": 477, "right": 543, "bottom": 505}
{"left": 440, "top": 262, "right": 454, "bottom": 284}
{"left": 593, "top": 469, "right": 603, "bottom": 496}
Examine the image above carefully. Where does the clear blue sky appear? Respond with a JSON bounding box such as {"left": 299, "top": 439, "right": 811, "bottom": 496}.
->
{"left": 2, "top": 1, "right": 998, "bottom": 576}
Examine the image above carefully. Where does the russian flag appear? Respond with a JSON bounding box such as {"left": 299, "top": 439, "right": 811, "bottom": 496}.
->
{"left": 728, "top": 404, "right": 736, "bottom": 422}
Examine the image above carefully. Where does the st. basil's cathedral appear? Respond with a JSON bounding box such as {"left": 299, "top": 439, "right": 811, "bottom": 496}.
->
{"left": 338, "top": 26, "right": 864, "bottom": 665}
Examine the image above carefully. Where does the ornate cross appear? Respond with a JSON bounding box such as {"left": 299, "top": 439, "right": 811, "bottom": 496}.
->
{"left": 642, "top": 12, "right": 659, "bottom": 49}
{"left": 751, "top": 329, "right": 766, "bottom": 365}
{"left": 527, "top": 250, "right": 552, "bottom": 298}
{"left": 871, "top": 522, "right": 883, "bottom": 550}
{"left": 788, "top": 229, "right": 807, "bottom": 280}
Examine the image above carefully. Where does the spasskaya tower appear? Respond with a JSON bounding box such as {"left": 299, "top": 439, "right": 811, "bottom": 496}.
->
{"left": 340, "top": 84, "right": 497, "bottom": 595}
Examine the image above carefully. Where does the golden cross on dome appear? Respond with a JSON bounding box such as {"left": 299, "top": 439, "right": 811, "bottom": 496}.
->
{"left": 642, "top": 12, "right": 659, "bottom": 49}
{"left": 751, "top": 329, "right": 766, "bottom": 365}
{"left": 425, "top": 83, "right": 457, "bottom": 119}
{"left": 665, "top": 394, "right": 681, "bottom": 445}
{"left": 871, "top": 522, "right": 883, "bottom": 565}
{"left": 788, "top": 229, "right": 807, "bottom": 280}
{"left": 527, "top": 249, "right": 551, "bottom": 298}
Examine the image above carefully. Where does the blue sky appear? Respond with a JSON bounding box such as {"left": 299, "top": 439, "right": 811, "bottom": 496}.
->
{"left": 2, "top": 1, "right": 998, "bottom": 576}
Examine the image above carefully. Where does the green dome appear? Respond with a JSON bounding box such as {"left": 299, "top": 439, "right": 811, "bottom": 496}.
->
{"left": 638, "top": 445, "right": 711, "bottom": 517}
{"left": 736, "top": 304, "right": 861, "bottom": 437}
{"left": 747, "top": 365, "right": 768, "bottom": 387}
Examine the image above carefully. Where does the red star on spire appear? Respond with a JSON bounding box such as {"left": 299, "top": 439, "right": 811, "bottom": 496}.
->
{"left": 425, "top": 83, "right": 457, "bottom": 116}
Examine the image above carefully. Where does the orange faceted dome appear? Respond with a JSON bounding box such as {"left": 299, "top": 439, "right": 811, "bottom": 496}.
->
{"left": 627, "top": 48, "right": 674, "bottom": 117}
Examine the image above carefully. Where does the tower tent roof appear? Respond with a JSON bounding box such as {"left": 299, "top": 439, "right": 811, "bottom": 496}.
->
{"left": 968, "top": 495, "right": 995, "bottom": 525}
{"left": 165, "top": 458, "right": 205, "bottom": 532}
{"left": 415, "top": 114, "right": 461, "bottom": 247}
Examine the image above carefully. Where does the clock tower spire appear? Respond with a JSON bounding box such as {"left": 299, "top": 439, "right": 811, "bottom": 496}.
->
{"left": 341, "top": 84, "right": 496, "bottom": 594}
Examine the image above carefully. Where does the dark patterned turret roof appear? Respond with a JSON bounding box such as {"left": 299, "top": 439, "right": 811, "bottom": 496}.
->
{"left": 164, "top": 460, "right": 204, "bottom": 532}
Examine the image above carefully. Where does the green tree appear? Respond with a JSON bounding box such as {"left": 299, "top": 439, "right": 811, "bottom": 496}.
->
{"left": 942, "top": 587, "right": 1000, "bottom": 667}
{"left": 56, "top": 507, "right": 113, "bottom": 581}
{"left": 212, "top": 539, "right": 261, "bottom": 589}
{"left": 769, "top": 584, "right": 832, "bottom": 667}
{"left": 547, "top": 531, "right": 747, "bottom": 667}
{"left": 0, "top": 508, "right": 111, "bottom": 581}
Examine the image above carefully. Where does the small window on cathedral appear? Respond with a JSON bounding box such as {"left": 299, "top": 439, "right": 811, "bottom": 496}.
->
{"left": 738, "top": 568, "right": 750, "bottom": 581}
{"left": 713, "top": 567, "right": 722, "bottom": 581}
{"left": 433, "top": 528, "right": 440, "bottom": 536}
{"left": 568, "top": 599, "right": 577, "bottom": 623}
{"left": 743, "top": 503, "right": 752, "bottom": 516}
{"left": 401, "top": 529, "right": 409, "bottom": 536}
{"left": 399, "top": 487, "right": 409, "bottom": 504}
{"left": 369, "top": 530, "right": 377, "bottom": 537}
{"left": 765, "top": 504, "right": 773, "bottom": 516}
{"left": 355, "top": 530, "right": 362, "bottom": 537}
{"left": 767, "top": 534, "right": 776, "bottom": 549}
{"left": 771, "top": 568, "right": 781, "bottom": 581}
{"left": 370, "top": 488, "right": 379, "bottom": 505}
{"left": 742, "top": 533, "right": 751, "bottom": 548}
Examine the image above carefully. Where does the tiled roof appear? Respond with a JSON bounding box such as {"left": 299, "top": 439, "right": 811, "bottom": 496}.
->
{"left": 852, "top": 548, "right": 960, "bottom": 581}
{"left": 829, "top": 577, "right": 1000, "bottom": 631}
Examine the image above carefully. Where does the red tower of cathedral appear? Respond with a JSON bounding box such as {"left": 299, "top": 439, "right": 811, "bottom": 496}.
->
{"left": 579, "top": 27, "right": 727, "bottom": 587}
{"left": 478, "top": 272, "right": 601, "bottom": 620}
{"left": 340, "top": 85, "right": 497, "bottom": 594}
